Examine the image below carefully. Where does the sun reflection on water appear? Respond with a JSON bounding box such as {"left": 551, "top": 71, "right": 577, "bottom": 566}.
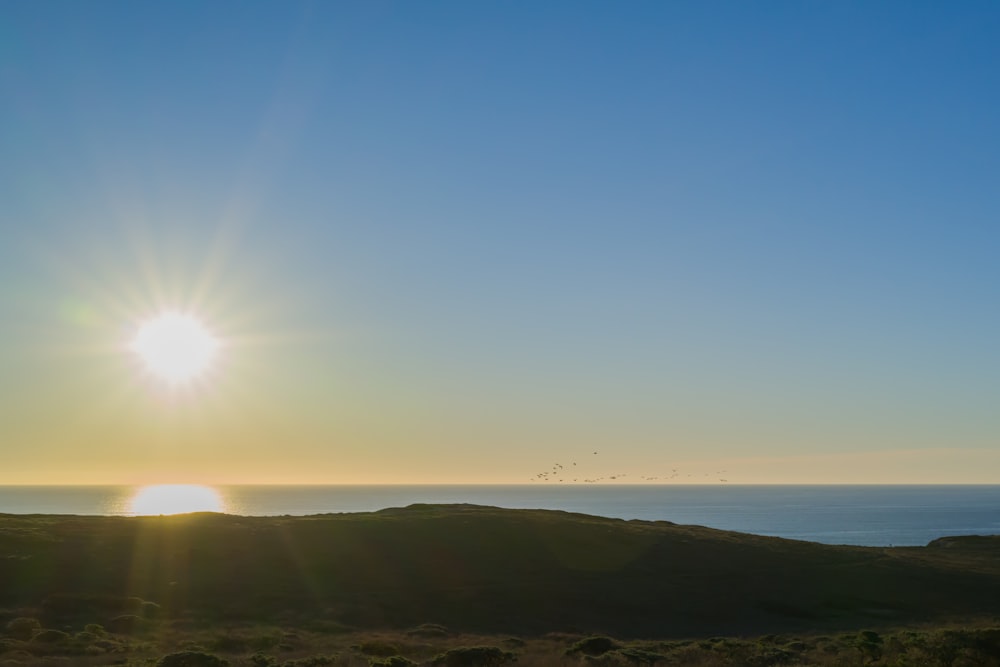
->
{"left": 129, "top": 484, "right": 226, "bottom": 515}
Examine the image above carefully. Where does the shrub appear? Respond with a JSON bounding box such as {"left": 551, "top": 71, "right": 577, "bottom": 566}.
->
{"left": 141, "top": 600, "right": 163, "bottom": 618}
{"left": 4, "top": 618, "right": 40, "bottom": 641}
{"left": 107, "top": 614, "right": 145, "bottom": 634}
{"left": 156, "top": 650, "right": 229, "bottom": 667}
{"left": 249, "top": 631, "right": 283, "bottom": 651}
{"left": 248, "top": 653, "right": 277, "bottom": 667}
{"left": 0, "top": 638, "right": 28, "bottom": 654}
{"left": 855, "top": 630, "right": 883, "bottom": 662}
{"left": 567, "top": 637, "right": 622, "bottom": 657}
{"left": 747, "top": 647, "right": 795, "bottom": 666}
{"left": 370, "top": 657, "right": 417, "bottom": 667}
{"left": 31, "top": 629, "right": 69, "bottom": 644}
{"left": 283, "top": 656, "right": 337, "bottom": 666}
{"left": 84, "top": 623, "right": 106, "bottom": 637}
{"left": 0, "top": 648, "right": 34, "bottom": 663}
{"left": 210, "top": 635, "right": 250, "bottom": 652}
{"left": 430, "top": 646, "right": 517, "bottom": 667}
{"left": 356, "top": 640, "right": 400, "bottom": 657}
{"left": 858, "top": 631, "right": 882, "bottom": 645}
{"left": 406, "top": 623, "right": 449, "bottom": 638}
{"left": 93, "top": 638, "right": 123, "bottom": 652}
{"left": 613, "top": 647, "right": 667, "bottom": 665}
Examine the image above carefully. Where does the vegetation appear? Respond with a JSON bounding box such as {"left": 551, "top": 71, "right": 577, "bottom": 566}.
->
{"left": 1, "top": 504, "right": 1000, "bottom": 665}
{"left": 0, "top": 619, "right": 1000, "bottom": 666}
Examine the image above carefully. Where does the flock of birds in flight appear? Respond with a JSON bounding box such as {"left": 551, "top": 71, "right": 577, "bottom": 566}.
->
{"left": 529, "top": 451, "right": 729, "bottom": 484}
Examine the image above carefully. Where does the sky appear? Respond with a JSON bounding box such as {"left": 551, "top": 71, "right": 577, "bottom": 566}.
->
{"left": 1, "top": 1, "right": 999, "bottom": 484}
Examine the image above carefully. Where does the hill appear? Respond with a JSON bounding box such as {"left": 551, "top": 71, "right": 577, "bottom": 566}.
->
{"left": 2, "top": 504, "right": 999, "bottom": 638}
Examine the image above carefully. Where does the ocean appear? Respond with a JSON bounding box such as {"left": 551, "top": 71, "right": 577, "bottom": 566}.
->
{"left": 1, "top": 484, "right": 998, "bottom": 547}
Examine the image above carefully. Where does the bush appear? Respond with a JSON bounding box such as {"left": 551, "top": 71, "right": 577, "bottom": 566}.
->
{"left": 855, "top": 630, "right": 883, "bottom": 662}
{"left": 84, "top": 623, "right": 106, "bottom": 637}
{"left": 0, "top": 638, "right": 28, "bottom": 654}
{"left": 4, "top": 618, "right": 40, "bottom": 641}
{"left": 370, "top": 657, "right": 417, "bottom": 667}
{"left": 0, "top": 648, "right": 34, "bottom": 663}
{"left": 431, "top": 646, "right": 517, "bottom": 667}
{"left": 93, "top": 638, "right": 123, "bottom": 652}
{"left": 156, "top": 650, "right": 229, "bottom": 667}
{"left": 567, "top": 637, "right": 622, "bottom": 657}
{"left": 356, "top": 640, "right": 400, "bottom": 657}
{"left": 248, "top": 653, "right": 277, "bottom": 667}
{"left": 141, "top": 600, "right": 163, "bottom": 618}
{"left": 30, "top": 629, "right": 69, "bottom": 644}
{"left": 107, "top": 614, "right": 145, "bottom": 634}
{"left": 406, "top": 623, "right": 449, "bottom": 638}
{"left": 747, "top": 647, "right": 795, "bottom": 666}
{"left": 210, "top": 635, "right": 250, "bottom": 652}
{"left": 283, "top": 656, "right": 337, "bottom": 666}
{"left": 614, "top": 647, "right": 667, "bottom": 665}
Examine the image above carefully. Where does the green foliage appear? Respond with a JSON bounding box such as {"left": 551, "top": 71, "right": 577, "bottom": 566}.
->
{"left": 612, "top": 647, "right": 667, "bottom": 664}
{"left": 854, "top": 629, "right": 883, "bottom": 662}
{"left": 430, "top": 645, "right": 517, "bottom": 666}
{"left": 4, "top": 617, "right": 40, "bottom": 640}
{"left": 84, "top": 623, "right": 107, "bottom": 636}
{"left": 9, "top": 617, "right": 1000, "bottom": 667}
{"left": 370, "top": 657, "right": 417, "bottom": 667}
{"left": 248, "top": 653, "right": 277, "bottom": 667}
{"left": 282, "top": 655, "right": 337, "bottom": 666}
{"left": 74, "top": 630, "right": 98, "bottom": 643}
{"left": 108, "top": 613, "right": 146, "bottom": 634}
{"left": 156, "top": 650, "right": 230, "bottom": 667}
{"left": 6, "top": 507, "right": 1000, "bottom": 640}
{"left": 406, "top": 623, "right": 449, "bottom": 638}
{"left": 141, "top": 600, "right": 163, "bottom": 619}
{"left": 355, "top": 640, "right": 400, "bottom": 657}
{"left": 30, "top": 628, "right": 69, "bottom": 643}
{"left": 858, "top": 630, "right": 882, "bottom": 644}
{"left": 210, "top": 634, "right": 251, "bottom": 652}
{"left": 0, "top": 638, "right": 28, "bottom": 654}
{"left": 746, "top": 647, "right": 795, "bottom": 666}
{"left": 0, "top": 648, "right": 34, "bottom": 664}
{"left": 299, "top": 619, "right": 351, "bottom": 635}
{"left": 567, "top": 636, "right": 622, "bottom": 656}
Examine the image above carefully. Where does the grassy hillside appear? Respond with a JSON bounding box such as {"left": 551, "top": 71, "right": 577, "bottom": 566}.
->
{"left": 2, "top": 504, "right": 1000, "bottom": 638}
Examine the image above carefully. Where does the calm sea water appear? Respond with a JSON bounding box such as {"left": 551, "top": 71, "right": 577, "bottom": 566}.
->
{"left": 1, "top": 485, "right": 998, "bottom": 547}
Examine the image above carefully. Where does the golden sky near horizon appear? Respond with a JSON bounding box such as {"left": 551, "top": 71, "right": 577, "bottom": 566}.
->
{"left": 3, "top": 4, "right": 1000, "bottom": 485}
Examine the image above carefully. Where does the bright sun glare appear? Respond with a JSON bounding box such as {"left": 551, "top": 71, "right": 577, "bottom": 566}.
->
{"left": 129, "top": 484, "right": 225, "bottom": 515}
{"left": 130, "top": 311, "right": 221, "bottom": 385}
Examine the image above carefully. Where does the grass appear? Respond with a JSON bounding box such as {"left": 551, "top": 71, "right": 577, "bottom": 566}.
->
{"left": 2, "top": 504, "right": 1000, "bottom": 664}
{"left": 3, "top": 619, "right": 1000, "bottom": 666}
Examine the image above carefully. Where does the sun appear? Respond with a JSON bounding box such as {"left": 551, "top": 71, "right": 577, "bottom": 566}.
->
{"left": 130, "top": 311, "right": 221, "bottom": 385}
{"left": 129, "top": 484, "right": 226, "bottom": 515}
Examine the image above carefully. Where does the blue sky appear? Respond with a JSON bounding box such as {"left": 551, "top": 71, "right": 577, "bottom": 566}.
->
{"left": 1, "top": 1, "right": 999, "bottom": 483}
